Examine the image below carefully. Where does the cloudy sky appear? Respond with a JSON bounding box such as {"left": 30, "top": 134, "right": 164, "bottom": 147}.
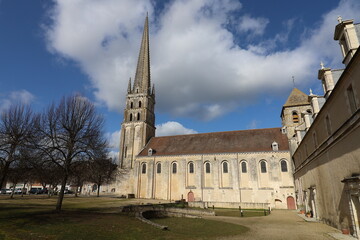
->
{"left": 0, "top": 0, "right": 359, "bottom": 152}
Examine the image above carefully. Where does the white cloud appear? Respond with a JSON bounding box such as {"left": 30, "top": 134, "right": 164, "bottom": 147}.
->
{"left": 237, "top": 14, "right": 269, "bottom": 37}
{"left": 106, "top": 129, "right": 120, "bottom": 149}
{"left": 108, "top": 151, "right": 119, "bottom": 163}
{"left": 156, "top": 121, "right": 197, "bottom": 136}
{"left": 0, "top": 90, "right": 35, "bottom": 112}
{"left": 44, "top": 0, "right": 360, "bottom": 120}
{"left": 247, "top": 119, "right": 260, "bottom": 129}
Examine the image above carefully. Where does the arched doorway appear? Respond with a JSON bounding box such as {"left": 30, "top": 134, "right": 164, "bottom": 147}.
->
{"left": 188, "top": 191, "right": 194, "bottom": 202}
{"left": 287, "top": 196, "right": 296, "bottom": 210}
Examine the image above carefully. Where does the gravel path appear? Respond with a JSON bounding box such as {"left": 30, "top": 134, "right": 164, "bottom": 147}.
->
{"left": 204, "top": 210, "right": 340, "bottom": 240}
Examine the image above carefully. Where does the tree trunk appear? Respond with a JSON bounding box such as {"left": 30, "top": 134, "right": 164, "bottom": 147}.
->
{"left": 10, "top": 186, "right": 16, "bottom": 199}
{"left": 21, "top": 182, "right": 26, "bottom": 197}
{"left": 75, "top": 186, "right": 78, "bottom": 197}
{"left": 97, "top": 184, "right": 100, "bottom": 197}
{"left": 0, "top": 162, "right": 10, "bottom": 189}
{"left": 56, "top": 175, "right": 68, "bottom": 212}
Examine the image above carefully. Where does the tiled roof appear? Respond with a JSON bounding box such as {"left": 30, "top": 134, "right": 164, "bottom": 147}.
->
{"left": 283, "top": 88, "right": 311, "bottom": 107}
{"left": 138, "top": 128, "right": 289, "bottom": 157}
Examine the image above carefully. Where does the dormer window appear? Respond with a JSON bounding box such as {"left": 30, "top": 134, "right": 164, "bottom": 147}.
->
{"left": 339, "top": 34, "right": 349, "bottom": 56}
{"left": 334, "top": 19, "right": 359, "bottom": 65}
{"left": 272, "top": 141, "right": 279, "bottom": 151}
{"left": 148, "top": 148, "right": 153, "bottom": 156}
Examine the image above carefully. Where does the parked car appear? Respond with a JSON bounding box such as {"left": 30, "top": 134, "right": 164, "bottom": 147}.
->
{"left": 6, "top": 189, "right": 12, "bottom": 194}
{"left": 14, "top": 188, "right": 26, "bottom": 194}
{"left": 0, "top": 189, "right": 9, "bottom": 194}
{"left": 29, "top": 188, "right": 45, "bottom": 194}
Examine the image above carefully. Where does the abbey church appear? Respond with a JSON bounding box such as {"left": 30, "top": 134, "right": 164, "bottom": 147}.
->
{"left": 115, "top": 16, "right": 296, "bottom": 210}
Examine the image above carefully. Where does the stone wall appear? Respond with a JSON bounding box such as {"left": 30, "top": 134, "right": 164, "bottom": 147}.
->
{"left": 189, "top": 201, "right": 270, "bottom": 209}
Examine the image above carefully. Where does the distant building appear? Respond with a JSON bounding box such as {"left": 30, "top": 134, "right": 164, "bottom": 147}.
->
{"left": 115, "top": 16, "right": 296, "bottom": 210}
{"left": 284, "top": 17, "right": 360, "bottom": 238}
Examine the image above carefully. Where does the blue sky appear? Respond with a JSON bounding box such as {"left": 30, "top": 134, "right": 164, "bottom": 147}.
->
{"left": 0, "top": 0, "right": 359, "bottom": 152}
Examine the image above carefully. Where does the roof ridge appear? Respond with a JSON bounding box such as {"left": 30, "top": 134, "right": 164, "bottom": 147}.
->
{"left": 153, "top": 127, "right": 282, "bottom": 139}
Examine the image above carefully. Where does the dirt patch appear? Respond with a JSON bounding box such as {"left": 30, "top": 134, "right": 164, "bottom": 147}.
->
{"left": 204, "top": 210, "right": 339, "bottom": 240}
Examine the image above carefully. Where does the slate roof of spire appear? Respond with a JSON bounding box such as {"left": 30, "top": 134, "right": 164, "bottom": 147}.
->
{"left": 283, "top": 88, "right": 311, "bottom": 107}
{"left": 138, "top": 128, "right": 288, "bottom": 157}
{"left": 133, "top": 15, "right": 151, "bottom": 93}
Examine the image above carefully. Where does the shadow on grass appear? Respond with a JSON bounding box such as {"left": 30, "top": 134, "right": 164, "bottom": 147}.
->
{"left": 0, "top": 197, "right": 249, "bottom": 240}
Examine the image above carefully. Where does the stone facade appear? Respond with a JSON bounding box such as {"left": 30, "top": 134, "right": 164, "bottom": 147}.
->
{"left": 285, "top": 18, "right": 360, "bottom": 238}
{"left": 133, "top": 150, "right": 294, "bottom": 209}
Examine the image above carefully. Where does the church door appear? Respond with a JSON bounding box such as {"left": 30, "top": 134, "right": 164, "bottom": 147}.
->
{"left": 188, "top": 191, "right": 195, "bottom": 202}
{"left": 287, "top": 196, "right": 296, "bottom": 210}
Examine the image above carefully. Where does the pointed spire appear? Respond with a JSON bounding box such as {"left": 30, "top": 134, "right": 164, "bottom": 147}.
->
{"left": 133, "top": 15, "right": 151, "bottom": 94}
{"left": 127, "top": 77, "right": 132, "bottom": 93}
{"left": 151, "top": 84, "right": 155, "bottom": 96}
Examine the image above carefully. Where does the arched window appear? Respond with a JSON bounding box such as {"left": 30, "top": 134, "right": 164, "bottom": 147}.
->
{"left": 281, "top": 160, "right": 288, "bottom": 172}
{"left": 188, "top": 162, "right": 194, "bottom": 173}
{"left": 292, "top": 111, "right": 299, "bottom": 123}
{"left": 139, "top": 101, "right": 142, "bottom": 108}
{"left": 137, "top": 113, "right": 140, "bottom": 121}
{"left": 172, "top": 162, "right": 177, "bottom": 174}
{"left": 260, "top": 161, "right": 267, "bottom": 173}
{"left": 222, "top": 161, "right": 228, "bottom": 173}
{"left": 130, "top": 102, "right": 133, "bottom": 108}
{"left": 241, "top": 161, "right": 247, "bottom": 173}
{"left": 129, "top": 114, "right": 133, "bottom": 121}
{"left": 156, "top": 163, "right": 161, "bottom": 174}
{"left": 205, "top": 162, "right": 211, "bottom": 173}
{"left": 141, "top": 163, "right": 146, "bottom": 174}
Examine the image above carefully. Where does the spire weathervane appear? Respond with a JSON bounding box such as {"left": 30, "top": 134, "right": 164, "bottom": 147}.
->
{"left": 292, "top": 76, "right": 295, "bottom": 88}
{"left": 337, "top": 16, "right": 343, "bottom": 23}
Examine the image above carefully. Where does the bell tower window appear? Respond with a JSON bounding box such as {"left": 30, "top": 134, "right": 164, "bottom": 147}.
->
{"left": 129, "top": 114, "right": 133, "bottom": 121}
{"left": 139, "top": 101, "right": 142, "bottom": 108}
{"left": 292, "top": 111, "right": 299, "bottom": 123}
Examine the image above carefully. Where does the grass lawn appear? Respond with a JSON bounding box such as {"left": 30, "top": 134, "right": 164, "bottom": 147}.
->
{"left": 215, "top": 208, "right": 270, "bottom": 217}
{"left": 0, "top": 195, "right": 248, "bottom": 240}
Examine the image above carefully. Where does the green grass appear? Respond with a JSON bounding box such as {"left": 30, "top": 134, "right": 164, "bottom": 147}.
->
{"left": 215, "top": 208, "right": 270, "bottom": 217}
{"left": 0, "top": 195, "right": 248, "bottom": 240}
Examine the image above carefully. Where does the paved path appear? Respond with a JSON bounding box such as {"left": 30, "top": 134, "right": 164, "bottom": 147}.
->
{"left": 204, "top": 210, "right": 349, "bottom": 240}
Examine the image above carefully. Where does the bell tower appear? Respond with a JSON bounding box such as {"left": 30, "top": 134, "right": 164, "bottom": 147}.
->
{"left": 119, "top": 16, "right": 155, "bottom": 169}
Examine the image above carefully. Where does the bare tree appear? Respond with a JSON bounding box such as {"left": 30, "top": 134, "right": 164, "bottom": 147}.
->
{"left": 35, "top": 94, "right": 108, "bottom": 211}
{"left": 29, "top": 160, "right": 62, "bottom": 197}
{"left": 87, "top": 156, "right": 117, "bottom": 197}
{"left": 69, "top": 161, "right": 89, "bottom": 197}
{"left": 7, "top": 157, "right": 30, "bottom": 199}
{"left": 0, "top": 104, "right": 36, "bottom": 189}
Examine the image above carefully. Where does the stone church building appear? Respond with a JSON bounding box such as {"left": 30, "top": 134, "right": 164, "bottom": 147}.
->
{"left": 115, "top": 16, "right": 296, "bottom": 210}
